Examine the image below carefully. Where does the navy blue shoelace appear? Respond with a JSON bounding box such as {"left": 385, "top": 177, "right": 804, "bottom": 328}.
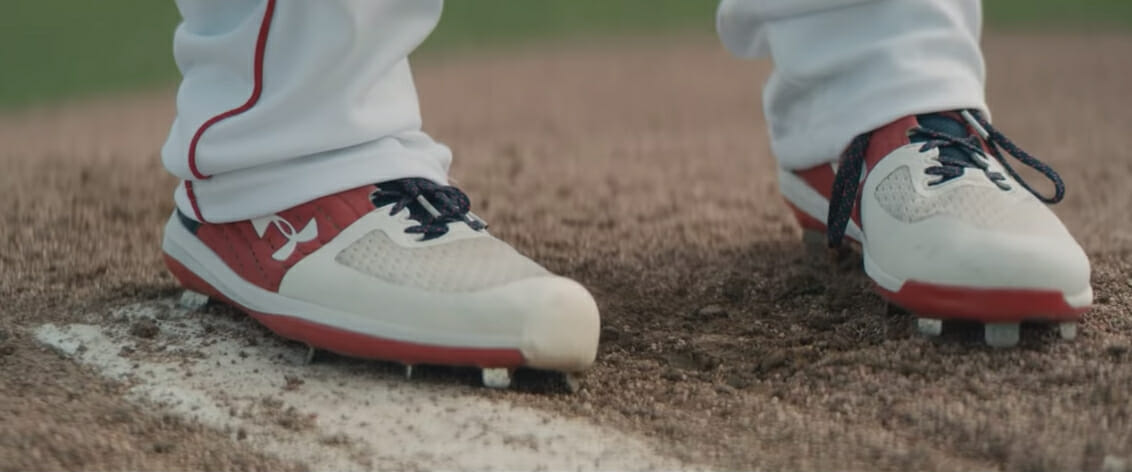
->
{"left": 825, "top": 110, "right": 1066, "bottom": 249}
{"left": 371, "top": 178, "right": 486, "bottom": 239}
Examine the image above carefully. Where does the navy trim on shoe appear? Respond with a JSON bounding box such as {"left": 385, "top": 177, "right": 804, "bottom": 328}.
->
{"left": 177, "top": 209, "right": 201, "bottom": 235}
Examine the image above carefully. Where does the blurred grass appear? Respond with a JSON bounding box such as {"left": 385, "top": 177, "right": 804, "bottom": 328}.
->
{"left": 0, "top": 0, "right": 1129, "bottom": 110}
{"left": 985, "top": 0, "right": 1132, "bottom": 31}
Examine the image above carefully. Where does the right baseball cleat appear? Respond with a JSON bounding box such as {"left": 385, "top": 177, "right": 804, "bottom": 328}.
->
{"left": 163, "top": 178, "right": 600, "bottom": 386}
{"left": 781, "top": 110, "right": 1092, "bottom": 347}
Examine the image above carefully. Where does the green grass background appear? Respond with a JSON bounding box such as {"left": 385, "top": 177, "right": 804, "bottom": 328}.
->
{"left": 1, "top": 0, "right": 1129, "bottom": 110}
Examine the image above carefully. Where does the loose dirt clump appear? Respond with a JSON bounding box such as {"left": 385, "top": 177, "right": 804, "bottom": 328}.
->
{"left": 128, "top": 319, "right": 160, "bottom": 339}
{"left": 282, "top": 375, "right": 305, "bottom": 392}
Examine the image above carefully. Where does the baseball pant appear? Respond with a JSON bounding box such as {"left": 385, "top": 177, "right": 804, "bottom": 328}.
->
{"left": 164, "top": 0, "right": 986, "bottom": 222}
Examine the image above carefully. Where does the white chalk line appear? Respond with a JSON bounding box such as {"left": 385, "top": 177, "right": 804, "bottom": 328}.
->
{"left": 34, "top": 299, "right": 688, "bottom": 471}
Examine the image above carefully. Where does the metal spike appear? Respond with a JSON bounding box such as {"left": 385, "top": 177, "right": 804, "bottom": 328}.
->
{"left": 1058, "top": 322, "right": 1078, "bottom": 341}
{"left": 303, "top": 345, "right": 317, "bottom": 365}
{"left": 178, "top": 290, "right": 209, "bottom": 310}
{"left": 561, "top": 373, "right": 581, "bottom": 394}
{"left": 984, "top": 323, "right": 1020, "bottom": 348}
{"left": 482, "top": 368, "right": 512, "bottom": 389}
{"left": 916, "top": 318, "right": 943, "bottom": 337}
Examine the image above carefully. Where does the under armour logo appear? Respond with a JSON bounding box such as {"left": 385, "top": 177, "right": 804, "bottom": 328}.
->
{"left": 251, "top": 214, "right": 318, "bottom": 261}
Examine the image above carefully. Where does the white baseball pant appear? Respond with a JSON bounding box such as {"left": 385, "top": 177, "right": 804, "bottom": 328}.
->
{"left": 164, "top": 0, "right": 986, "bottom": 222}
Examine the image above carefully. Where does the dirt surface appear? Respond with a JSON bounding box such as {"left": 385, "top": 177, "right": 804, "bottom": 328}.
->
{"left": 3, "top": 33, "right": 1132, "bottom": 471}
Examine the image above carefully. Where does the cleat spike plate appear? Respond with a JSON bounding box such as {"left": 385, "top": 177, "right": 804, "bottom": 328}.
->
{"left": 1058, "top": 322, "right": 1078, "bottom": 341}
{"left": 561, "top": 373, "right": 582, "bottom": 394}
{"left": 178, "top": 290, "right": 209, "bottom": 310}
{"left": 916, "top": 318, "right": 943, "bottom": 337}
{"left": 482, "top": 368, "right": 512, "bottom": 389}
{"left": 984, "top": 323, "right": 1020, "bottom": 348}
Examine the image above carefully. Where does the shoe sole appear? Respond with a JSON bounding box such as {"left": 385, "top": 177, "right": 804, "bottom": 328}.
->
{"left": 161, "top": 217, "right": 531, "bottom": 370}
{"left": 782, "top": 168, "right": 1091, "bottom": 325}
{"left": 864, "top": 247, "right": 1092, "bottom": 323}
{"left": 165, "top": 254, "right": 526, "bottom": 366}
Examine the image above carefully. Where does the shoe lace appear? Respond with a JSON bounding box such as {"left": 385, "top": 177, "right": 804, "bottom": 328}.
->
{"left": 371, "top": 178, "right": 487, "bottom": 240}
{"left": 825, "top": 109, "right": 1066, "bottom": 249}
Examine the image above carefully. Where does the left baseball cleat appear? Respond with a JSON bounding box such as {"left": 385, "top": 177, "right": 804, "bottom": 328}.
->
{"left": 162, "top": 178, "right": 600, "bottom": 386}
{"left": 780, "top": 110, "right": 1092, "bottom": 347}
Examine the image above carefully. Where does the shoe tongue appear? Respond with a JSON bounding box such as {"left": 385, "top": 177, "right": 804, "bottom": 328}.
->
{"left": 912, "top": 113, "right": 979, "bottom": 164}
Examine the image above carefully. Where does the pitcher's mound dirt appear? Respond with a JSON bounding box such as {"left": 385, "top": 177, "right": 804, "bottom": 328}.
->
{"left": 2, "top": 33, "right": 1132, "bottom": 471}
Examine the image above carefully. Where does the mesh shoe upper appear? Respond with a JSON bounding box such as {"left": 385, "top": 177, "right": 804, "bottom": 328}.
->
{"left": 872, "top": 166, "right": 1066, "bottom": 237}
{"left": 834, "top": 111, "right": 1091, "bottom": 296}
{"left": 826, "top": 110, "right": 1070, "bottom": 248}
{"left": 336, "top": 230, "right": 549, "bottom": 292}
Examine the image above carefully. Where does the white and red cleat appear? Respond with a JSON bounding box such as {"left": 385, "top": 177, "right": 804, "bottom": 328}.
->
{"left": 162, "top": 179, "right": 600, "bottom": 383}
{"left": 779, "top": 110, "right": 1092, "bottom": 346}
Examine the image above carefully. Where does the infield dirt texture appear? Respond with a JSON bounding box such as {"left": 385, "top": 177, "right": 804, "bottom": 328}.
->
{"left": 2, "top": 24, "right": 1132, "bottom": 472}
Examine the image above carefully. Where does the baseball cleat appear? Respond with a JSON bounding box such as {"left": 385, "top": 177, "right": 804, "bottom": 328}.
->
{"left": 781, "top": 110, "right": 1091, "bottom": 347}
{"left": 163, "top": 178, "right": 600, "bottom": 385}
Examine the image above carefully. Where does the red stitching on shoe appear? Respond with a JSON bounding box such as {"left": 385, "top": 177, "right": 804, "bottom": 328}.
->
{"left": 314, "top": 202, "right": 342, "bottom": 234}
{"left": 228, "top": 223, "right": 267, "bottom": 289}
